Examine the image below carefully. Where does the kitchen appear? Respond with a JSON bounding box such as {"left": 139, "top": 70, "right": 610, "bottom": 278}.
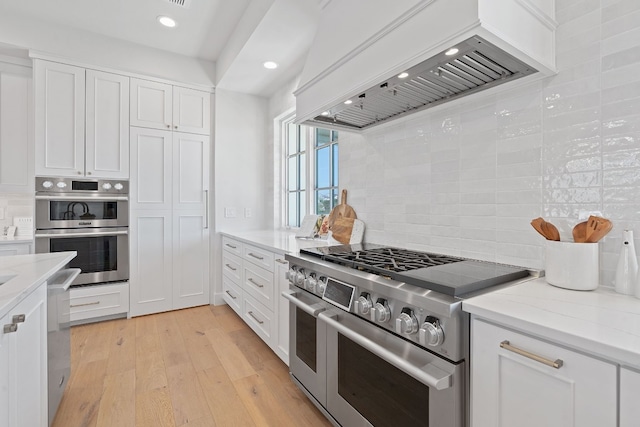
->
{"left": 0, "top": 0, "right": 639, "bottom": 426}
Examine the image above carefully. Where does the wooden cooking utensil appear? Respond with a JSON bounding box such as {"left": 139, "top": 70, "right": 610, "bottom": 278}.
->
{"left": 572, "top": 221, "right": 587, "bottom": 243}
{"left": 328, "top": 189, "right": 357, "bottom": 228}
{"left": 530, "top": 217, "right": 548, "bottom": 240}
{"left": 585, "top": 216, "right": 613, "bottom": 243}
{"left": 331, "top": 217, "right": 356, "bottom": 244}
{"left": 541, "top": 220, "right": 561, "bottom": 241}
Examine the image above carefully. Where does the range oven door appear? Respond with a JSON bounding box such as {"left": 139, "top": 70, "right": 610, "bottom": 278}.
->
{"left": 35, "top": 194, "right": 128, "bottom": 229}
{"left": 35, "top": 227, "right": 129, "bottom": 286}
{"left": 283, "top": 289, "right": 328, "bottom": 407}
{"left": 321, "top": 310, "right": 465, "bottom": 427}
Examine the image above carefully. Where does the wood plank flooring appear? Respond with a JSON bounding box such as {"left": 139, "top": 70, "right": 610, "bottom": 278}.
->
{"left": 52, "top": 304, "right": 332, "bottom": 427}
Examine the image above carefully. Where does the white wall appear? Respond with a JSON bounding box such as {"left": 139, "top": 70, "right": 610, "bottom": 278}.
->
{"left": 336, "top": 0, "right": 640, "bottom": 288}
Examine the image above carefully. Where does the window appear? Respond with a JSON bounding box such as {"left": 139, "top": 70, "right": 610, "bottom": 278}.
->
{"left": 285, "top": 121, "right": 339, "bottom": 227}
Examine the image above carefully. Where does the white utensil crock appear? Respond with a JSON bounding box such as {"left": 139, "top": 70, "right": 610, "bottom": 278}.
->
{"left": 545, "top": 241, "right": 599, "bottom": 291}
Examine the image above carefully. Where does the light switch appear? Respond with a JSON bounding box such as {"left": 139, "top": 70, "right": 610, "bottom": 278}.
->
{"left": 244, "top": 208, "right": 252, "bottom": 218}
{"left": 225, "top": 207, "right": 237, "bottom": 218}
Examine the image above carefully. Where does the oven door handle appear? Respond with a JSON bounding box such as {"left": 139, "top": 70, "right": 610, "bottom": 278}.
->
{"left": 35, "top": 230, "right": 128, "bottom": 238}
{"left": 47, "top": 268, "right": 81, "bottom": 291}
{"left": 35, "top": 195, "right": 129, "bottom": 201}
{"left": 281, "top": 290, "right": 326, "bottom": 317}
{"left": 319, "top": 311, "right": 453, "bottom": 391}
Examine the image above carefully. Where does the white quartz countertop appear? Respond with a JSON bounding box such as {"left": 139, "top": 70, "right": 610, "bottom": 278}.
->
{"left": 463, "top": 278, "right": 640, "bottom": 369}
{"left": 0, "top": 236, "right": 33, "bottom": 245}
{"left": 220, "top": 229, "right": 336, "bottom": 254}
{"left": 0, "top": 252, "right": 76, "bottom": 318}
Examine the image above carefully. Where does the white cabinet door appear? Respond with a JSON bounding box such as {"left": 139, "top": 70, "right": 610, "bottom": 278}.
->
{"left": 275, "top": 257, "right": 289, "bottom": 365}
{"left": 0, "top": 283, "right": 47, "bottom": 427}
{"left": 85, "top": 70, "right": 130, "bottom": 179}
{"left": 130, "top": 78, "right": 172, "bottom": 131}
{"left": 621, "top": 367, "right": 640, "bottom": 427}
{"left": 130, "top": 127, "right": 172, "bottom": 210}
{"left": 0, "top": 243, "right": 31, "bottom": 257}
{"left": 172, "top": 210, "right": 209, "bottom": 310}
{"left": 129, "top": 211, "right": 173, "bottom": 316}
{"left": 172, "top": 86, "right": 210, "bottom": 135}
{"left": 172, "top": 132, "right": 210, "bottom": 211}
{"left": 0, "top": 62, "right": 33, "bottom": 193}
{"left": 471, "top": 318, "right": 616, "bottom": 427}
{"left": 35, "top": 60, "right": 85, "bottom": 177}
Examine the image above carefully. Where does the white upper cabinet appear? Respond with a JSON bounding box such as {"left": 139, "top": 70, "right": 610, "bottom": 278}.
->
{"left": 129, "top": 127, "right": 172, "bottom": 210}
{"left": 85, "top": 70, "right": 130, "bottom": 179}
{"left": 172, "top": 132, "right": 209, "bottom": 210}
{"left": 0, "top": 60, "right": 33, "bottom": 193}
{"left": 130, "top": 78, "right": 210, "bottom": 135}
{"left": 34, "top": 60, "right": 130, "bottom": 178}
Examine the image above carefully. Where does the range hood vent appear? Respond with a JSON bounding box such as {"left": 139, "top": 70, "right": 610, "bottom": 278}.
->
{"left": 309, "top": 37, "right": 536, "bottom": 131}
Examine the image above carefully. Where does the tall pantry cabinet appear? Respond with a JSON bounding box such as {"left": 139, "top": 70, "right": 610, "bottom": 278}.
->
{"left": 129, "top": 78, "right": 212, "bottom": 317}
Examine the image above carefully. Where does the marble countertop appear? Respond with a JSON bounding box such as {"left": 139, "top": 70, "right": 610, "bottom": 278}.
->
{"left": 0, "top": 252, "right": 76, "bottom": 318}
{"left": 463, "top": 278, "right": 640, "bottom": 369}
{"left": 0, "top": 236, "right": 33, "bottom": 245}
{"left": 220, "top": 229, "right": 337, "bottom": 254}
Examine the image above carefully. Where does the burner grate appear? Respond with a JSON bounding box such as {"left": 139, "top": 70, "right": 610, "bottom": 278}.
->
{"left": 324, "top": 247, "right": 463, "bottom": 274}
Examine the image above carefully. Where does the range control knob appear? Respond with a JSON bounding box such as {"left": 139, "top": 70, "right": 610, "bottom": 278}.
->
{"left": 317, "top": 276, "right": 328, "bottom": 295}
{"left": 42, "top": 180, "right": 53, "bottom": 189}
{"left": 354, "top": 293, "right": 373, "bottom": 315}
{"left": 419, "top": 316, "right": 445, "bottom": 347}
{"left": 56, "top": 181, "right": 67, "bottom": 189}
{"left": 102, "top": 182, "right": 112, "bottom": 190}
{"left": 295, "top": 269, "right": 306, "bottom": 287}
{"left": 371, "top": 299, "right": 391, "bottom": 323}
{"left": 395, "top": 308, "right": 419, "bottom": 335}
{"left": 304, "top": 273, "right": 317, "bottom": 293}
{"left": 114, "top": 183, "right": 124, "bottom": 191}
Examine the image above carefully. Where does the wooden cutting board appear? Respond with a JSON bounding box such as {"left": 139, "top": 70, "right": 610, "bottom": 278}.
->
{"left": 331, "top": 217, "right": 355, "bottom": 244}
{"left": 328, "top": 189, "right": 357, "bottom": 229}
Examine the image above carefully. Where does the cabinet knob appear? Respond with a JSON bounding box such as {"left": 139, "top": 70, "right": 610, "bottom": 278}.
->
{"left": 174, "top": 125, "right": 178, "bottom": 129}
{"left": 166, "top": 124, "right": 171, "bottom": 129}
{"left": 77, "top": 171, "right": 82, "bottom": 175}
{"left": 87, "top": 171, "right": 92, "bottom": 175}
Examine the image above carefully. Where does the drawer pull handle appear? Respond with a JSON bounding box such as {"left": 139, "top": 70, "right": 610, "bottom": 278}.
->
{"left": 225, "top": 290, "right": 237, "bottom": 300}
{"left": 225, "top": 243, "right": 237, "bottom": 249}
{"left": 248, "top": 253, "right": 264, "bottom": 260}
{"left": 500, "top": 340, "right": 563, "bottom": 369}
{"left": 12, "top": 314, "right": 25, "bottom": 323}
{"left": 3, "top": 324, "right": 17, "bottom": 333}
{"left": 248, "top": 278, "right": 264, "bottom": 288}
{"left": 70, "top": 301, "right": 100, "bottom": 308}
{"left": 275, "top": 259, "right": 287, "bottom": 264}
{"left": 248, "top": 311, "right": 264, "bottom": 324}
{"left": 225, "top": 263, "right": 237, "bottom": 271}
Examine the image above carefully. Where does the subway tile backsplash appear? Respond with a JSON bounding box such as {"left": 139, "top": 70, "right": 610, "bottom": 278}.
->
{"left": 339, "top": 0, "right": 640, "bottom": 287}
{"left": 0, "top": 193, "right": 33, "bottom": 234}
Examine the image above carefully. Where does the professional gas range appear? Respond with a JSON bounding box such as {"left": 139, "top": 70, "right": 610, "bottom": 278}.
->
{"left": 284, "top": 243, "right": 536, "bottom": 427}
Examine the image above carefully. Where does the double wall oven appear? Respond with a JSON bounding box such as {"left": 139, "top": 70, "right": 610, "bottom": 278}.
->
{"left": 284, "top": 244, "right": 534, "bottom": 427}
{"left": 35, "top": 177, "right": 129, "bottom": 287}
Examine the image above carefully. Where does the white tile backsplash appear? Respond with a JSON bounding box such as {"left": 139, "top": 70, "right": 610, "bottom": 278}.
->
{"left": 0, "top": 193, "right": 33, "bottom": 234}
{"left": 338, "top": 0, "right": 640, "bottom": 287}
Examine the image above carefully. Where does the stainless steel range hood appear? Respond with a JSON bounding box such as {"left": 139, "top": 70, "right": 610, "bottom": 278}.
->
{"left": 295, "top": 0, "right": 557, "bottom": 132}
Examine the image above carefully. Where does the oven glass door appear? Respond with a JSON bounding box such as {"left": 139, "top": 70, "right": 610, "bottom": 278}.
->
{"left": 36, "top": 197, "right": 128, "bottom": 228}
{"left": 322, "top": 310, "right": 464, "bottom": 427}
{"left": 35, "top": 228, "right": 129, "bottom": 286}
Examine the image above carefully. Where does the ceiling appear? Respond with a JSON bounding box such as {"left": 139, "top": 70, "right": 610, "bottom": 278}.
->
{"left": 0, "top": 0, "right": 323, "bottom": 97}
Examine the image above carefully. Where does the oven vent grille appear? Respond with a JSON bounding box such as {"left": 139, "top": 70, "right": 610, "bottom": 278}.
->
{"left": 164, "top": 0, "right": 192, "bottom": 9}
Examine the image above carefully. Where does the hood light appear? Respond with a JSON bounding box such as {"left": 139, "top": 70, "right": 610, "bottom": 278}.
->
{"left": 445, "top": 48, "right": 459, "bottom": 56}
{"left": 157, "top": 16, "right": 177, "bottom": 28}
{"left": 263, "top": 61, "right": 278, "bottom": 69}
{"left": 321, "top": 111, "right": 330, "bottom": 116}
{"left": 398, "top": 72, "right": 409, "bottom": 79}
{"left": 344, "top": 100, "right": 353, "bottom": 105}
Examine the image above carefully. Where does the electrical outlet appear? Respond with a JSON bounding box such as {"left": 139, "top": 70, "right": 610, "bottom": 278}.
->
{"left": 244, "top": 208, "right": 252, "bottom": 218}
{"left": 224, "top": 207, "right": 237, "bottom": 218}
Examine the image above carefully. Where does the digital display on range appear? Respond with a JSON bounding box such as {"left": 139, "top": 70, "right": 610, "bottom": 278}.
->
{"left": 322, "top": 278, "right": 355, "bottom": 311}
{"left": 72, "top": 181, "right": 99, "bottom": 191}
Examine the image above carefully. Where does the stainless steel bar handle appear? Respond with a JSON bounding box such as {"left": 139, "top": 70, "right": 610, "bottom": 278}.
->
{"left": 248, "top": 253, "right": 264, "bottom": 260}
{"left": 204, "top": 190, "right": 209, "bottom": 229}
{"left": 224, "top": 290, "right": 237, "bottom": 300}
{"left": 3, "top": 324, "right": 17, "bottom": 333}
{"left": 281, "top": 290, "right": 326, "bottom": 317}
{"left": 247, "top": 311, "right": 264, "bottom": 324}
{"left": 225, "top": 243, "right": 237, "bottom": 249}
{"left": 500, "top": 340, "right": 563, "bottom": 369}
{"left": 35, "top": 195, "right": 129, "bottom": 201}
{"left": 35, "top": 230, "right": 128, "bottom": 238}
{"left": 319, "top": 311, "right": 452, "bottom": 391}
{"left": 70, "top": 301, "right": 100, "bottom": 308}
{"left": 48, "top": 268, "right": 81, "bottom": 291}
{"left": 12, "top": 314, "right": 25, "bottom": 323}
{"left": 275, "top": 259, "right": 287, "bottom": 264}
{"left": 225, "top": 264, "right": 237, "bottom": 271}
{"left": 247, "top": 278, "right": 264, "bottom": 288}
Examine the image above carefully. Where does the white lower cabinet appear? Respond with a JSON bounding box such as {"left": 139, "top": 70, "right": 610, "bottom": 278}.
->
{"left": 66, "top": 282, "right": 129, "bottom": 323}
{"left": 243, "top": 293, "right": 274, "bottom": 345}
{"left": 274, "top": 257, "right": 289, "bottom": 364}
{"left": 0, "top": 282, "right": 47, "bottom": 427}
{"left": 0, "top": 243, "right": 32, "bottom": 257}
{"left": 471, "top": 318, "right": 617, "bottom": 427}
{"left": 621, "top": 367, "right": 640, "bottom": 427}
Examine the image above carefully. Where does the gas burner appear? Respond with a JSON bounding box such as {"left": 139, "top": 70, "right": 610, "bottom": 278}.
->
{"left": 325, "top": 247, "right": 463, "bottom": 274}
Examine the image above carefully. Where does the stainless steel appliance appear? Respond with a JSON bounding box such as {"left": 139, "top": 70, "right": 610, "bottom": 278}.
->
{"left": 46, "top": 267, "right": 80, "bottom": 426}
{"left": 284, "top": 244, "right": 536, "bottom": 427}
{"left": 35, "top": 177, "right": 129, "bottom": 286}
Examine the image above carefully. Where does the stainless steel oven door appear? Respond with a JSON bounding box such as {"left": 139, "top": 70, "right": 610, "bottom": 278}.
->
{"left": 282, "top": 288, "right": 328, "bottom": 407}
{"left": 35, "top": 227, "right": 129, "bottom": 286}
{"left": 321, "top": 309, "right": 465, "bottom": 427}
{"left": 35, "top": 194, "right": 128, "bottom": 229}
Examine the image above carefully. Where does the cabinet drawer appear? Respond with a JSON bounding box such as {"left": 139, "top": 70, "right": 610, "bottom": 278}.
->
{"left": 243, "top": 244, "right": 274, "bottom": 272}
{"left": 222, "top": 276, "right": 242, "bottom": 316}
{"left": 243, "top": 262, "right": 274, "bottom": 311}
{"left": 222, "top": 251, "right": 242, "bottom": 283}
{"left": 243, "top": 294, "right": 273, "bottom": 347}
{"left": 222, "top": 237, "right": 242, "bottom": 256}
{"left": 65, "top": 282, "right": 129, "bottom": 323}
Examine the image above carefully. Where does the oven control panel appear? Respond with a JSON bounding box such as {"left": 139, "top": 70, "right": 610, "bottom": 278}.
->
{"left": 36, "top": 177, "right": 129, "bottom": 194}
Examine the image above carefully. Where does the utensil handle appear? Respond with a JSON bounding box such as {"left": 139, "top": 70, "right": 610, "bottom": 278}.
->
{"left": 341, "top": 189, "right": 347, "bottom": 204}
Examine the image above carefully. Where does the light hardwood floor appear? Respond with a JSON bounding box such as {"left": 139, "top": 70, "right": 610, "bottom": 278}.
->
{"left": 52, "top": 304, "right": 332, "bottom": 427}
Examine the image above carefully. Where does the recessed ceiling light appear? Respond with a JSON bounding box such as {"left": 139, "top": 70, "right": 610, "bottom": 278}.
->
{"left": 344, "top": 100, "right": 353, "bottom": 105}
{"left": 445, "top": 48, "right": 459, "bottom": 56}
{"left": 321, "top": 111, "right": 330, "bottom": 116}
{"left": 157, "top": 16, "right": 177, "bottom": 28}
{"left": 398, "top": 72, "right": 409, "bottom": 79}
{"left": 263, "top": 61, "right": 278, "bottom": 69}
